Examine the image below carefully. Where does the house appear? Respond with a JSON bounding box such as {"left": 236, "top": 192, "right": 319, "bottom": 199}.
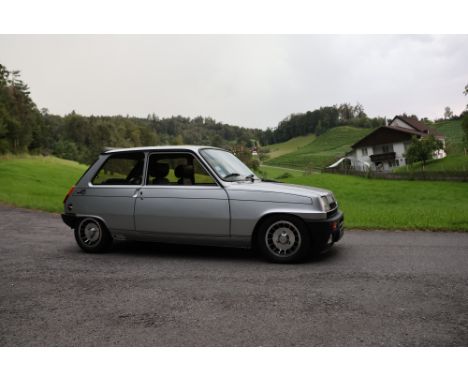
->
{"left": 332, "top": 116, "right": 446, "bottom": 172}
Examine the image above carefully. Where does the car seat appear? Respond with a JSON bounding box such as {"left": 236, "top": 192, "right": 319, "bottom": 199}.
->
{"left": 151, "top": 162, "right": 170, "bottom": 185}
{"left": 174, "top": 164, "right": 194, "bottom": 185}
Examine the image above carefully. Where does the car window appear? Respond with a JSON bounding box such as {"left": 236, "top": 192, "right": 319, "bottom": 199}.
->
{"left": 146, "top": 153, "right": 217, "bottom": 186}
{"left": 92, "top": 153, "right": 144, "bottom": 185}
{"left": 200, "top": 148, "right": 257, "bottom": 181}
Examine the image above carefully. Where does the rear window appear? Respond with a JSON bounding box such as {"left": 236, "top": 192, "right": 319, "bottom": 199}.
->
{"left": 92, "top": 153, "right": 144, "bottom": 185}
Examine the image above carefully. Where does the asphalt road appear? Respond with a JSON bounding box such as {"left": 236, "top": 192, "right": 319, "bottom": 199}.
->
{"left": 1, "top": 204, "right": 468, "bottom": 346}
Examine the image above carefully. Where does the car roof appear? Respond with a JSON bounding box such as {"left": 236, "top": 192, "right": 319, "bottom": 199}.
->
{"left": 102, "top": 145, "right": 223, "bottom": 154}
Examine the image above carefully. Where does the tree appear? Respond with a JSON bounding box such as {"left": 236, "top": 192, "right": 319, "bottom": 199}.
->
{"left": 315, "top": 120, "right": 326, "bottom": 136}
{"left": 444, "top": 106, "right": 453, "bottom": 120}
{"left": 463, "top": 84, "right": 468, "bottom": 154}
{"left": 210, "top": 135, "right": 223, "bottom": 148}
{"left": 405, "top": 135, "right": 443, "bottom": 171}
{"left": 402, "top": 113, "right": 419, "bottom": 120}
{"left": 354, "top": 102, "right": 366, "bottom": 119}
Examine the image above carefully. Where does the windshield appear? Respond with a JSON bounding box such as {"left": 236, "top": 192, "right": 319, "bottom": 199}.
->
{"left": 200, "top": 149, "right": 258, "bottom": 182}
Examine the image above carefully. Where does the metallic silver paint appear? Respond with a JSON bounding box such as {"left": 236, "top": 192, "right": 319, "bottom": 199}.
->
{"left": 134, "top": 185, "right": 230, "bottom": 236}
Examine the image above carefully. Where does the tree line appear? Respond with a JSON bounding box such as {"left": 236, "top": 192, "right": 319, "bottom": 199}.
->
{"left": 261, "top": 103, "right": 386, "bottom": 145}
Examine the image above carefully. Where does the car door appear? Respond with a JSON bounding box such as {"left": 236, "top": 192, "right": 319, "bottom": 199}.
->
{"left": 134, "top": 151, "right": 230, "bottom": 240}
{"left": 83, "top": 152, "right": 145, "bottom": 231}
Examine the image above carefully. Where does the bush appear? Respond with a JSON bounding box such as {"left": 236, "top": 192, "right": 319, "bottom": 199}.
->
{"left": 276, "top": 172, "right": 292, "bottom": 179}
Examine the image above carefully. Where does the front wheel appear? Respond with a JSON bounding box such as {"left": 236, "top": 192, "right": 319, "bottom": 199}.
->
{"left": 256, "top": 215, "right": 310, "bottom": 263}
{"left": 74, "top": 217, "right": 113, "bottom": 253}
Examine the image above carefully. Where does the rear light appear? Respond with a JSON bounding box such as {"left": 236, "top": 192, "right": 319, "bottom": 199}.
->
{"left": 63, "top": 185, "right": 76, "bottom": 204}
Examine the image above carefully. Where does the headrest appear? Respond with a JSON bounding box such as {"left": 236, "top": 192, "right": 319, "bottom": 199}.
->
{"left": 175, "top": 165, "right": 194, "bottom": 178}
{"left": 150, "top": 162, "right": 169, "bottom": 178}
{"left": 183, "top": 165, "right": 194, "bottom": 177}
{"left": 174, "top": 164, "right": 185, "bottom": 178}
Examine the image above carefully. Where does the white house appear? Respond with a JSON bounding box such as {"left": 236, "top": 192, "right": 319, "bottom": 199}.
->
{"left": 331, "top": 116, "right": 446, "bottom": 172}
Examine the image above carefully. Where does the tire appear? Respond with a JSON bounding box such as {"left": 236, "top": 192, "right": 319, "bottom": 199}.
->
{"left": 74, "top": 217, "right": 113, "bottom": 253}
{"left": 256, "top": 214, "right": 311, "bottom": 263}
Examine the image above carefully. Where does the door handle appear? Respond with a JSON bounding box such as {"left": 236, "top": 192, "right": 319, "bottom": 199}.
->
{"left": 132, "top": 189, "right": 143, "bottom": 199}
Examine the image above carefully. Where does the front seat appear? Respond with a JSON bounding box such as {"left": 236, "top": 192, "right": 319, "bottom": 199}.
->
{"left": 175, "top": 164, "right": 194, "bottom": 185}
{"left": 151, "top": 162, "right": 170, "bottom": 185}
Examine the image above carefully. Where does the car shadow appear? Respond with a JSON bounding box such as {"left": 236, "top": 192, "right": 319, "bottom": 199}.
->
{"left": 109, "top": 240, "right": 260, "bottom": 263}
{"left": 98, "top": 240, "right": 342, "bottom": 264}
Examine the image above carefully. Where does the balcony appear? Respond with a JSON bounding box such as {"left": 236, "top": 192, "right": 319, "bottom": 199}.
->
{"left": 370, "top": 152, "right": 396, "bottom": 163}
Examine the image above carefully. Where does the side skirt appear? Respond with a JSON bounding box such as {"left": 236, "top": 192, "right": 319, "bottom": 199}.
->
{"left": 110, "top": 229, "right": 252, "bottom": 249}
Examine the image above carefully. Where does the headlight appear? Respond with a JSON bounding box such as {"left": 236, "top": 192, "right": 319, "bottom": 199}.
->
{"left": 320, "top": 194, "right": 336, "bottom": 212}
{"left": 320, "top": 195, "right": 330, "bottom": 211}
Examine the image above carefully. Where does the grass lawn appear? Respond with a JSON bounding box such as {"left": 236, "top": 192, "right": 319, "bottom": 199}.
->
{"left": 395, "top": 154, "right": 468, "bottom": 173}
{"left": 263, "top": 133, "right": 316, "bottom": 160}
{"left": 0, "top": 155, "right": 87, "bottom": 213}
{"left": 1, "top": 155, "right": 467, "bottom": 231}
{"left": 258, "top": 165, "right": 304, "bottom": 180}
{"left": 266, "top": 126, "right": 372, "bottom": 170}
{"left": 284, "top": 173, "right": 468, "bottom": 231}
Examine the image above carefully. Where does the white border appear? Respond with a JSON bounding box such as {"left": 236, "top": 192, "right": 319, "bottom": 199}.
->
{"left": 1, "top": 0, "right": 467, "bottom": 33}
{"left": 2, "top": 347, "right": 468, "bottom": 382}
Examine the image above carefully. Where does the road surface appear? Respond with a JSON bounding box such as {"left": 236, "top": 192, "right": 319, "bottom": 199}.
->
{"left": 1, "top": 204, "right": 467, "bottom": 346}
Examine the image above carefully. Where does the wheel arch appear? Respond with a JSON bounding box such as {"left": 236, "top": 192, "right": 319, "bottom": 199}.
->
{"left": 75, "top": 214, "right": 112, "bottom": 234}
{"left": 250, "top": 212, "right": 308, "bottom": 249}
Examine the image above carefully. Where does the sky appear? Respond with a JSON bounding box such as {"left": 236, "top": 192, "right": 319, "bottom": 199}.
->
{"left": 0, "top": 34, "right": 467, "bottom": 129}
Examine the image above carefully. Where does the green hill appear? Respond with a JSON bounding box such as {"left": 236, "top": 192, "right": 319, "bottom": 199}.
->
{"left": 265, "top": 126, "right": 373, "bottom": 170}
{"left": 432, "top": 119, "right": 464, "bottom": 155}
{"left": 0, "top": 155, "right": 87, "bottom": 212}
{"left": 263, "top": 134, "right": 316, "bottom": 160}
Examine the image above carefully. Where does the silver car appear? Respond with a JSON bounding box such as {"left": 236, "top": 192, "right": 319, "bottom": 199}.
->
{"left": 62, "top": 146, "right": 343, "bottom": 263}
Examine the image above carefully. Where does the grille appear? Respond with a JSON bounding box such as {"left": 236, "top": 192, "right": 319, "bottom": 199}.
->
{"left": 327, "top": 208, "right": 338, "bottom": 218}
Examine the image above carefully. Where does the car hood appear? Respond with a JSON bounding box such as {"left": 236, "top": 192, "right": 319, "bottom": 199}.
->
{"left": 225, "top": 180, "right": 332, "bottom": 201}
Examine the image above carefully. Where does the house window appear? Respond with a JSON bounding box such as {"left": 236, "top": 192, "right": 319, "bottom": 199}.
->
{"left": 382, "top": 144, "right": 393, "bottom": 153}
{"left": 361, "top": 148, "right": 368, "bottom": 156}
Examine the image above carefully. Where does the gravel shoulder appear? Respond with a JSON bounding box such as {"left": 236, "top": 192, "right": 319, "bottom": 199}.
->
{"left": 1, "top": 204, "right": 468, "bottom": 346}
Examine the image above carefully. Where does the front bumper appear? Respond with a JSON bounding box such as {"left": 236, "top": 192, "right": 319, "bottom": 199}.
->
{"left": 307, "top": 209, "right": 344, "bottom": 247}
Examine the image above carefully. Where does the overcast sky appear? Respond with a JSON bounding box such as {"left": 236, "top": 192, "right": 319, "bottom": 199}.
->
{"left": 0, "top": 35, "right": 466, "bottom": 129}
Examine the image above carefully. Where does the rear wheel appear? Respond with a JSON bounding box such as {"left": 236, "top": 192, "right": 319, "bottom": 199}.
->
{"left": 256, "top": 215, "right": 310, "bottom": 263}
{"left": 74, "top": 217, "right": 112, "bottom": 253}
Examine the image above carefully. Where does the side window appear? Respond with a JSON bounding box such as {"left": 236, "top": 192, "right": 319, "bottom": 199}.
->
{"left": 147, "top": 153, "right": 217, "bottom": 186}
{"left": 193, "top": 159, "right": 217, "bottom": 185}
{"left": 92, "top": 153, "right": 144, "bottom": 185}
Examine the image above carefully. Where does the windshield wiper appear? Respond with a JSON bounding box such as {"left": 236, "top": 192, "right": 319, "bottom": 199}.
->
{"left": 245, "top": 174, "right": 256, "bottom": 182}
{"left": 223, "top": 173, "right": 241, "bottom": 180}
